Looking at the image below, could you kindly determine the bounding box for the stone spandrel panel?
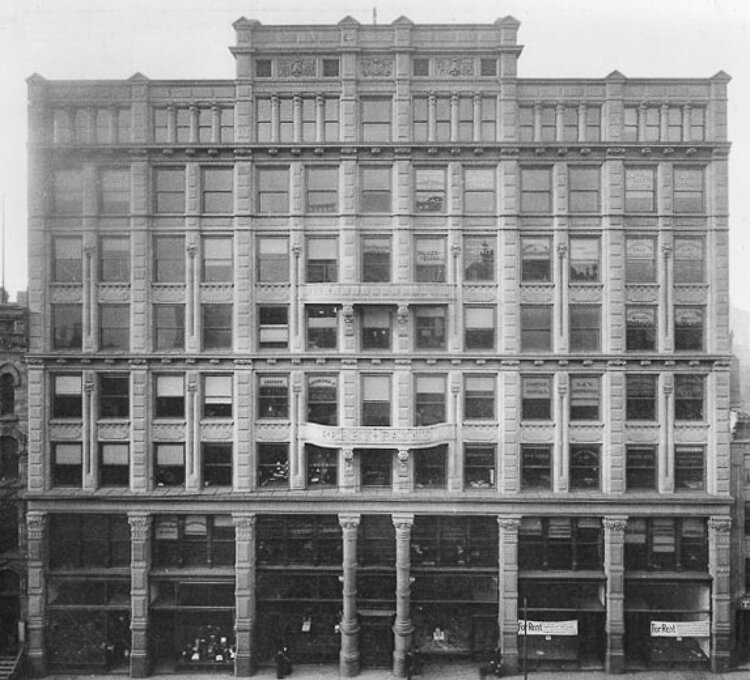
[501,372,520,494]
[712,229,731,354]
[26,366,46,492]
[130,368,149,491]
[712,369,732,496]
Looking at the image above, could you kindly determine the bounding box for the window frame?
[569,375,600,421]
[464,375,496,421]
[626,374,657,421]
[153,304,185,351]
[414,374,446,426]
[99,443,129,487]
[414,445,447,489]
[258,374,289,419]
[360,166,392,213]
[257,166,290,214]
[361,374,391,427]
[521,375,552,421]
[202,443,233,487]
[306,374,338,426]
[625,446,657,491]
[520,305,552,353]
[674,374,704,421]
[203,375,233,419]
[99,374,129,419]
[569,304,601,353]
[626,305,657,352]
[464,444,496,490]
[521,444,552,491]
[154,374,185,420]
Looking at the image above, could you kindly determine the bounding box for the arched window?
[0,436,18,482]
[0,374,14,416]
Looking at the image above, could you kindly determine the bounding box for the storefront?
[256,515,342,664]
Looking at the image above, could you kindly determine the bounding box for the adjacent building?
[25,15,733,676]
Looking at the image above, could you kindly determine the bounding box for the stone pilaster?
[708,516,732,672]
[339,514,361,677]
[392,514,414,677]
[128,513,151,678]
[497,516,520,674]
[26,511,46,677]
[233,513,256,677]
[603,516,627,674]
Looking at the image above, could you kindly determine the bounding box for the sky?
[0,0,748,310]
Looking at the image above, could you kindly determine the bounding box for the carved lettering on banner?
[360,57,393,77]
[278,58,316,78]
[435,57,474,77]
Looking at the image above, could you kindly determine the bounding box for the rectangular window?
[360,166,391,213]
[258,306,289,349]
[155,375,184,419]
[53,168,82,215]
[625,167,656,212]
[220,107,234,143]
[176,108,190,143]
[673,237,705,283]
[202,443,232,487]
[258,443,289,488]
[521,376,551,420]
[412,58,429,76]
[569,304,600,352]
[625,237,656,283]
[666,106,683,142]
[306,237,338,283]
[675,375,704,420]
[202,237,233,282]
[154,235,184,283]
[673,166,704,213]
[306,305,338,350]
[153,108,169,143]
[464,167,495,213]
[675,446,704,491]
[626,374,657,420]
[279,98,293,142]
[518,106,534,142]
[464,375,495,420]
[306,166,338,213]
[100,237,130,282]
[202,304,232,350]
[53,374,82,418]
[435,97,450,142]
[257,237,289,283]
[464,236,495,282]
[570,445,600,490]
[623,106,638,142]
[570,375,600,420]
[361,307,391,350]
[520,167,552,213]
[322,58,339,77]
[569,237,600,282]
[53,443,82,487]
[362,236,391,282]
[540,106,556,142]
[154,305,185,351]
[521,445,552,490]
[480,96,496,141]
[197,107,213,143]
[362,375,391,426]
[300,97,317,143]
[464,444,495,489]
[413,97,428,142]
[53,237,82,283]
[154,443,185,487]
[307,375,337,425]
[414,306,446,350]
[306,445,338,487]
[521,236,552,282]
[53,304,82,350]
[258,375,288,419]
[99,374,129,419]
[415,236,446,282]
[464,306,495,350]
[458,96,473,142]
[99,168,130,214]
[414,445,447,489]
[585,106,601,142]
[562,106,579,142]
[256,98,272,143]
[689,107,705,142]
[203,375,232,418]
[568,166,600,213]
[626,446,657,491]
[644,106,660,141]
[361,449,392,488]
[361,98,391,143]
[324,97,339,142]
[415,375,446,426]
[255,59,271,77]
[674,306,704,351]
[481,58,497,76]
[626,306,657,351]
[520,305,552,352]
[100,443,129,487]
[415,167,446,212]
[100,304,129,350]
[257,167,289,213]
[154,167,185,213]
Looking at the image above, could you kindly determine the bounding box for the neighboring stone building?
[0,296,28,661]
[25,15,732,677]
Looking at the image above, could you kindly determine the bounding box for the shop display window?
[256,515,341,566]
[519,517,603,571]
[624,518,707,571]
[411,516,497,568]
[153,515,235,568]
[358,515,396,567]
[49,514,130,569]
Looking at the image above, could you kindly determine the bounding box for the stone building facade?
[25,15,732,676]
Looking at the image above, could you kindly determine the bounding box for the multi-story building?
[0,296,28,667]
[25,15,733,677]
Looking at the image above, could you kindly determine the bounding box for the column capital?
[232,512,257,532]
[603,516,628,536]
[127,513,151,540]
[708,516,732,534]
[338,513,361,531]
[392,513,414,530]
[497,516,521,532]
[27,511,47,539]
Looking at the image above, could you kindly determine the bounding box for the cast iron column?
[497,516,520,674]
[128,513,151,678]
[392,513,414,677]
[339,513,361,676]
[233,513,256,676]
[603,516,627,674]
[26,511,47,677]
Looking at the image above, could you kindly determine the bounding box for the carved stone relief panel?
[360,56,394,77]
[434,57,474,77]
[278,58,317,78]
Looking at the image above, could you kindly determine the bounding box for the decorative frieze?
[359,56,393,77]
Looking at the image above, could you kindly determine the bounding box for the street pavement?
[42,660,750,680]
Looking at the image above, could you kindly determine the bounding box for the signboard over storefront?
[650,621,710,637]
[518,619,578,636]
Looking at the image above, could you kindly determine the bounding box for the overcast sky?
[0,0,748,311]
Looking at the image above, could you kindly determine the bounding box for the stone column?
[392,514,414,677]
[603,516,627,674]
[26,511,47,677]
[497,517,520,674]
[708,516,732,672]
[233,513,256,677]
[339,514,361,677]
[128,513,151,678]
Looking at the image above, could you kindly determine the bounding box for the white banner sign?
[518,620,578,636]
[650,621,710,638]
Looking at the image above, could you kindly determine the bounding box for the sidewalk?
[44,660,750,680]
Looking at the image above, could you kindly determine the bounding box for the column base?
[500,651,519,675]
[606,651,626,674]
[339,653,360,677]
[130,652,149,678]
[234,653,254,677]
[27,653,46,679]
[712,630,732,673]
